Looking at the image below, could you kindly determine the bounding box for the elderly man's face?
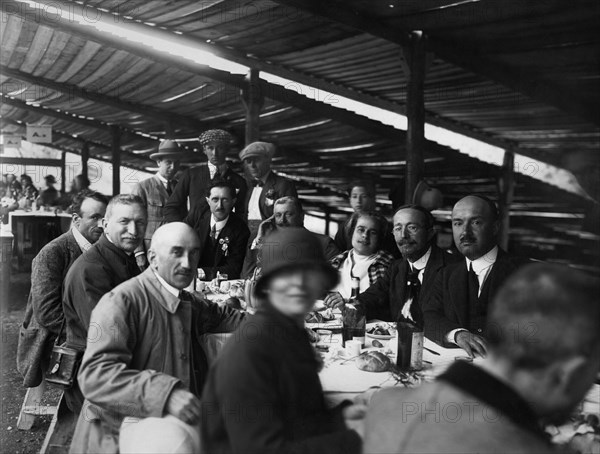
[157,158,180,181]
[452,196,498,260]
[244,155,271,180]
[206,186,235,222]
[349,186,375,213]
[103,203,147,253]
[273,202,303,228]
[151,228,201,289]
[203,142,228,166]
[74,197,107,244]
[393,208,434,262]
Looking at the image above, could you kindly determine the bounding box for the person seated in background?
[423,195,529,357]
[37,174,60,207]
[239,141,297,240]
[62,194,147,413]
[324,212,394,309]
[17,190,108,389]
[19,174,39,206]
[201,228,365,454]
[333,205,457,324]
[132,139,183,268]
[363,263,600,454]
[69,223,246,454]
[57,174,91,210]
[184,181,250,281]
[163,129,247,222]
[241,196,339,279]
[6,173,22,199]
[0,185,19,223]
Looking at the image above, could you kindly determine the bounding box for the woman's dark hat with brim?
[44,175,57,184]
[255,227,339,295]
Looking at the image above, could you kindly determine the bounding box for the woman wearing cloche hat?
[201,227,365,453]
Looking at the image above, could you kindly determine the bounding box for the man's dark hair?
[205,180,237,199]
[70,190,109,216]
[393,204,435,230]
[346,179,376,198]
[347,211,388,251]
[487,263,600,370]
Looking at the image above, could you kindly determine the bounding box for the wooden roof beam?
[0,65,218,132]
[270,0,600,126]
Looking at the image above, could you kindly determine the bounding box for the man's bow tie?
[254,180,264,187]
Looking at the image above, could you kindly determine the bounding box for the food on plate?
[371,339,384,348]
[305,308,335,323]
[367,324,391,336]
[355,351,391,372]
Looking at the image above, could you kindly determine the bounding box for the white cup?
[345,340,362,357]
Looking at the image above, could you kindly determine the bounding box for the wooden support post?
[403,31,427,204]
[81,142,89,180]
[242,69,264,145]
[324,209,331,236]
[111,125,121,196]
[60,152,66,194]
[164,119,175,139]
[498,150,515,250]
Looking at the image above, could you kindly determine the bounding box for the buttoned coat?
[422,248,529,345]
[17,230,82,387]
[69,268,246,454]
[131,174,172,250]
[163,163,247,222]
[184,209,250,280]
[358,245,456,322]
[243,171,298,221]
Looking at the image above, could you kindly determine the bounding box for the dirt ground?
[1,272,61,454]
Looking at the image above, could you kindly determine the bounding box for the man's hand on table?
[343,404,367,439]
[165,388,202,425]
[324,292,345,310]
[455,331,488,358]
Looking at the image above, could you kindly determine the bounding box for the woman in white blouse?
[325,212,394,307]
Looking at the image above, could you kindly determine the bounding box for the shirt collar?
[438,361,549,442]
[71,226,93,252]
[210,215,229,231]
[466,245,499,275]
[151,269,181,312]
[155,172,168,185]
[409,246,432,271]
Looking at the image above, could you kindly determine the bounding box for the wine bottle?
[342,278,366,347]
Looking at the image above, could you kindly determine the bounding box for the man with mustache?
[163,129,247,222]
[17,190,108,388]
[423,195,529,357]
[69,223,245,454]
[328,205,455,323]
[62,194,148,412]
[184,181,250,280]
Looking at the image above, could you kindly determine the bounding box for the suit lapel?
[152,175,169,200]
[213,219,231,266]
[259,172,276,218]
[420,247,442,306]
[447,261,469,326]
[391,259,409,319]
[198,215,212,249]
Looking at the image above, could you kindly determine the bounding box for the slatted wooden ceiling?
[0,0,598,271]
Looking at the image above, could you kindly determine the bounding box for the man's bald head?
[451,195,499,260]
[149,223,201,290]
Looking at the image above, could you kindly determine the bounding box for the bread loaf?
[355,351,391,372]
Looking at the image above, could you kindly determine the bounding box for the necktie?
[210,224,217,245]
[179,290,193,303]
[166,180,172,196]
[399,265,423,327]
[254,179,264,187]
[212,170,221,181]
[468,263,480,305]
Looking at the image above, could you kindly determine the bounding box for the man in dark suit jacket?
[423,195,529,356]
[352,205,457,324]
[163,129,247,222]
[62,194,147,412]
[17,190,108,388]
[239,142,297,238]
[184,181,250,280]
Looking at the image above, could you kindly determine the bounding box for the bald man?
[69,223,246,454]
[423,195,529,356]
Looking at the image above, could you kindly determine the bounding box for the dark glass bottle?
[342,278,366,347]
[396,318,424,371]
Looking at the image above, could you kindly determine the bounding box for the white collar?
[466,245,499,275]
[152,268,181,304]
[409,246,432,271]
[71,226,93,252]
[210,215,229,230]
[155,172,168,185]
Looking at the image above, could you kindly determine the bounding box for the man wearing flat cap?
[163,129,247,222]
[240,141,297,239]
[132,139,183,267]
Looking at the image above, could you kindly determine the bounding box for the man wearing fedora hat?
[163,129,247,222]
[37,174,60,207]
[132,139,183,265]
[239,141,297,240]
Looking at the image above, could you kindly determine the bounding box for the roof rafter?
[270,0,600,126]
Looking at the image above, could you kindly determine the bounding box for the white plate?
[366,322,394,340]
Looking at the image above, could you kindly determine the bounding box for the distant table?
[9,210,71,271]
[0,227,14,307]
